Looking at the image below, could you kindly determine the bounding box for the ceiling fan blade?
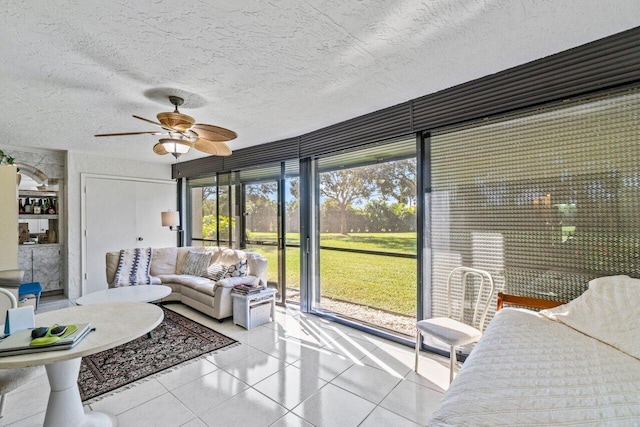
[152,142,169,155]
[133,114,187,136]
[191,124,237,142]
[132,115,164,127]
[194,138,232,156]
[94,131,163,137]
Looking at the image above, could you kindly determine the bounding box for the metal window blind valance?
[174,27,640,180]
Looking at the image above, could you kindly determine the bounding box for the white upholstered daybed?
[428,275,640,426]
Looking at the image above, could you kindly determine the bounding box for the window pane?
[316,154,417,336]
[189,183,219,247]
[187,173,236,247]
[245,182,278,243]
[217,184,231,247]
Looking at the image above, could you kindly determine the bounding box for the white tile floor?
[2,298,451,427]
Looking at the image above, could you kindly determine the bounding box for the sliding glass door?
[310,138,418,337]
[239,162,299,304]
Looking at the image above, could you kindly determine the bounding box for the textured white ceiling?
[0,0,638,164]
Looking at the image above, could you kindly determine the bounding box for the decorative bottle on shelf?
[47,197,56,214]
[18,198,25,214]
[33,199,41,215]
[24,198,32,214]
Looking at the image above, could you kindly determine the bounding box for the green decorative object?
[0,149,15,165]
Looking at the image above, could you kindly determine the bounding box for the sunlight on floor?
[3,297,451,426]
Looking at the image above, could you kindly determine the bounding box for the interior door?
[135,181,178,248]
[84,176,176,295]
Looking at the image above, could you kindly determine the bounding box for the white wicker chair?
[414,267,495,383]
[0,282,42,417]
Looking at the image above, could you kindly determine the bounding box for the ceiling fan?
[95,96,236,159]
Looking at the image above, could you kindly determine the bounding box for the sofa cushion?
[150,247,178,276]
[105,252,119,286]
[157,274,215,292]
[205,263,229,281]
[155,281,181,293]
[219,248,247,266]
[224,260,248,278]
[206,246,222,265]
[178,251,212,276]
[246,255,267,284]
[157,274,216,297]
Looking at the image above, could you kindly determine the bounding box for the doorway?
[82,175,177,295]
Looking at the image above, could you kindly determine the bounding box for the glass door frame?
[238,161,299,306]
[304,136,422,346]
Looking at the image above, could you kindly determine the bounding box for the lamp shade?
[160,138,191,159]
[161,210,180,227]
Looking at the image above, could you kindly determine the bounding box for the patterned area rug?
[78,305,238,401]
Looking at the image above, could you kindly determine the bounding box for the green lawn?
[246,232,417,316]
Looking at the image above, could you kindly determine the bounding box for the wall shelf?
[19,214,59,220]
[19,189,57,197]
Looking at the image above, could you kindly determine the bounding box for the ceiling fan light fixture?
[160,138,191,159]
[95,95,235,159]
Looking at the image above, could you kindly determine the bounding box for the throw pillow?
[205,263,229,281]
[113,248,152,287]
[178,251,212,276]
[224,259,248,278]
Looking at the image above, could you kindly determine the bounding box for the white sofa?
[106,246,268,321]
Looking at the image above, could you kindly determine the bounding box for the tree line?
[202,158,416,236]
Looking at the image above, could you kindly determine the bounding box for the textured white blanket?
[428,308,640,426]
[541,274,640,360]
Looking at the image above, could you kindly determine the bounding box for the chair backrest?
[446,267,496,332]
[0,287,18,331]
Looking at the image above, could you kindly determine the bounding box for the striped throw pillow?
[205,263,229,281]
[178,251,212,276]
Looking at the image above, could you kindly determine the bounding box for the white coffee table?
[76,285,172,306]
[0,302,163,427]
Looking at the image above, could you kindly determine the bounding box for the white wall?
[66,152,172,299]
